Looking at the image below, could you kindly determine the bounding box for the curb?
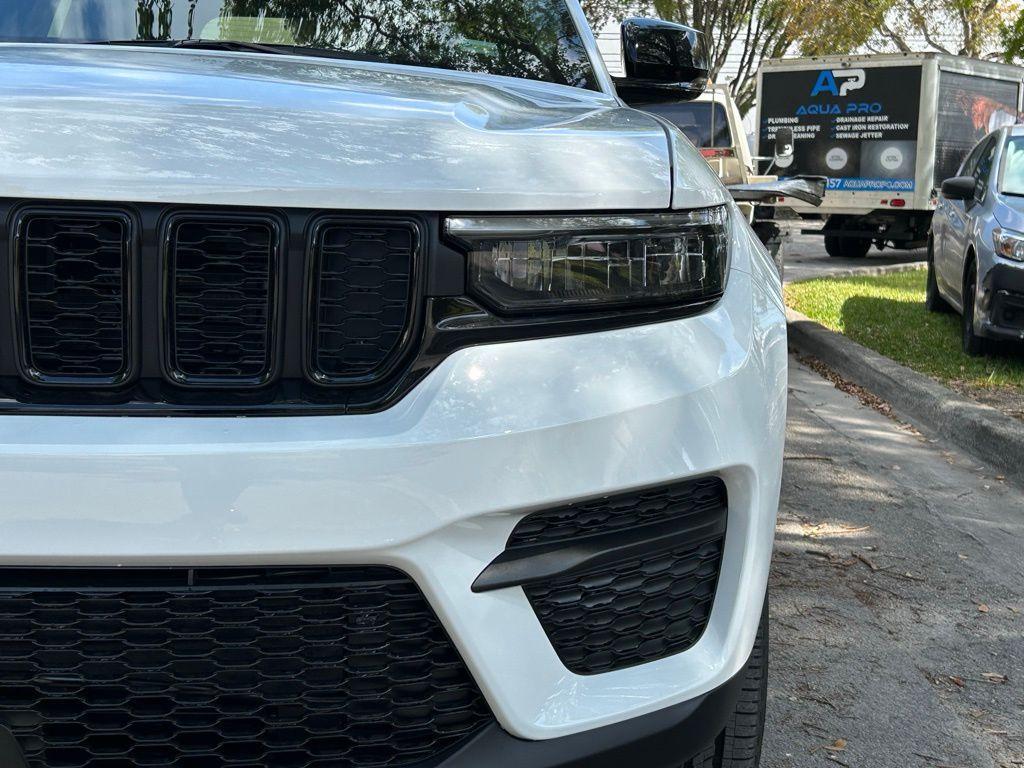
[786,307,1024,484]
[784,261,926,284]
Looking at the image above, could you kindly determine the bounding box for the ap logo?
[811,69,867,97]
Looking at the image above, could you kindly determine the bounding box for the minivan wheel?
[962,263,988,357]
[925,241,952,313]
[686,600,768,768]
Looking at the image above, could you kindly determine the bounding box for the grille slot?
[309,221,417,384]
[0,566,492,768]
[507,478,727,675]
[166,216,279,385]
[15,210,132,384]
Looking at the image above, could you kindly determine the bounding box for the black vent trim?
[0,566,493,768]
[525,537,724,675]
[12,208,135,387]
[506,477,727,550]
[163,213,282,387]
[307,218,420,386]
[474,478,727,675]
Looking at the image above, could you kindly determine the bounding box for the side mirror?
[941,176,976,201]
[614,18,709,105]
[774,127,795,161]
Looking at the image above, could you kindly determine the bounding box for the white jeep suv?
[0,3,785,767]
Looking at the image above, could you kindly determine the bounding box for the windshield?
[1004,136,1024,196]
[0,0,598,90]
[634,101,732,149]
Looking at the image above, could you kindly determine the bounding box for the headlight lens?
[445,207,729,313]
[993,228,1024,262]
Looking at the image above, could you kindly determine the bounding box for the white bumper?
[0,244,786,741]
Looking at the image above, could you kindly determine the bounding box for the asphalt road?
[783,223,927,283]
[763,359,1024,768]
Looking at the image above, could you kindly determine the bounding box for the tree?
[998,5,1024,62]
[876,0,1010,57]
[580,0,649,29]
[650,0,882,112]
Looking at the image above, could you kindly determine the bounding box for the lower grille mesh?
[17,212,130,382]
[0,567,491,768]
[524,538,724,675]
[508,478,727,675]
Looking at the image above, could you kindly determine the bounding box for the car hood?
[0,44,711,211]
[996,195,1024,232]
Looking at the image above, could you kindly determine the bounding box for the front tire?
[686,600,768,768]
[925,240,952,313]
[962,262,989,357]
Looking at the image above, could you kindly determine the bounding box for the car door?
[939,136,996,305]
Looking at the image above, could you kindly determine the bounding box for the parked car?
[0,4,785,768]
[929,125,1024,355]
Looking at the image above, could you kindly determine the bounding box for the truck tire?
[841,232,871,259]
[824,216,871,259]
[685,599,769,768]
[823,216,846,258]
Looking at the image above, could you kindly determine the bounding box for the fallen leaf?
[948,675,966,687]
[978,604,990,613]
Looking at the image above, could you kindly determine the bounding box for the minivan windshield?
[0,0,598,90]
[1003,136,1024,197]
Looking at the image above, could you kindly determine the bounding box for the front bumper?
[980,263,1024,340]
[0,249,786,743]
[439,658,748,767]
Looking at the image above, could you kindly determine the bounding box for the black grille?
[524,538,724,675]
[0,567,492,768]
[507,477,726,550]
[508,478,727,675]
[15,210,132,384]
[309,221,416,383]
[166,216,278,384]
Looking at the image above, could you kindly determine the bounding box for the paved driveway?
[783,223,927,284]
[764,359,1023,767]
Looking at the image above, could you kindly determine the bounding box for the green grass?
[785,269,1024,391]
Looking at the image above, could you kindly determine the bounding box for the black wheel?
[841,232,871,259]
[925,239,952,313]
[962,262,989,357]
[823,215,845,258]
[823,216,871,258]
[686,599,769,768]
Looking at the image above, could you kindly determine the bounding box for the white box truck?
[756,53,1023,257]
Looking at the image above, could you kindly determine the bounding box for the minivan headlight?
[445,207,729,313]
[993,228,1024,262]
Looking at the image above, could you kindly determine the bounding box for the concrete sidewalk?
[764,359,1024,767]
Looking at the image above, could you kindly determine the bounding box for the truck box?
[756,53,1023,256]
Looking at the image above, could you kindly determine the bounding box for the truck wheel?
[686,599,768,768]
[823,217,870,258]
[841,233,871,259]
[962,262,989,357]
[823,216,845,258]
[925,240,952,313]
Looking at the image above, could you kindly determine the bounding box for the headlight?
[445,207,729,313]
[993,228,1024,262]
